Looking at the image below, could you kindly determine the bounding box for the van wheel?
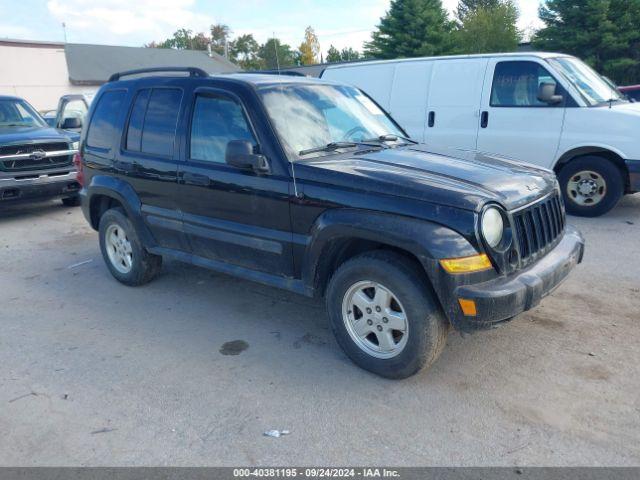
[558,156,624,217]
[326,251,448,379]
[98,208,162,286]
[61,196,81,207]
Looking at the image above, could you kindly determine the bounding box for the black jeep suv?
[78,67,585,378]
[0,95,81,206]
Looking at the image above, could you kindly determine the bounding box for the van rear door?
[476,58,566,168]
[424,58,488,151]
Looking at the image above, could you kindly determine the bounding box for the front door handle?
[480,111,489,128]
[428,111,435,128]
[183,172,210,186]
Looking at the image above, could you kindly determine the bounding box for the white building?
[0,38,238,111]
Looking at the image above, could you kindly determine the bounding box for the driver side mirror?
[225,140,269,173]
[537,82,563,105]
[61,117,82,130]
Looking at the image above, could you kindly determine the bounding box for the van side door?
[424,58,488,151]
[476,59,567,167]
[388,61,432,141]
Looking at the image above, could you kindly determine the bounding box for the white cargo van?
[321,52,640,217]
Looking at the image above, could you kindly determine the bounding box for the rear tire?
[558,156,624,217]
[61,196,81,207]
[98,207,162,286]
[326,250,448,379]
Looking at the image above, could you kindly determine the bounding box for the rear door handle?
[428,111,435,128]
[480,111,489,128]
[183,172,210,186]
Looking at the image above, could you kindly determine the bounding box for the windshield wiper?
[363,134,418,145]
[299,142,359,156]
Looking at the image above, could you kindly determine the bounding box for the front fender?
[302,208,478,289]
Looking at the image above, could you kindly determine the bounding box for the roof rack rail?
[108,67,209,82]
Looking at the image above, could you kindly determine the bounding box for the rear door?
[424,58,488,151]
[476,59,566,167]
[176,87,294,277]
[116,86,186,251]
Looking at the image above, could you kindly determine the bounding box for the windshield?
[549,57,624,106]
[259,83,405,159]
[0,99,46,127]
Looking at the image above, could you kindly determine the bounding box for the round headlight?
[482,207,504,249]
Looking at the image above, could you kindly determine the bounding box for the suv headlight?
[481,207,504,249]
[71,141,80,150]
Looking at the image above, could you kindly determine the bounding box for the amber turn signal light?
[439,254,492,274]
[458,298,478,317]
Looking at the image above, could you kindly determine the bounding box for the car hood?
[608,100,640,116]
[295,144,556,212]
[0,125,79,145]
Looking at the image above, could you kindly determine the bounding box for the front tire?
[558,156,624,217]
[326,251,448,379]
[98,208,162,286]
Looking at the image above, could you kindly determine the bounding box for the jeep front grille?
[512,192,565,265]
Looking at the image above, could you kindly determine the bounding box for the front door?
[476,59,566,168]
[177,89,294,277]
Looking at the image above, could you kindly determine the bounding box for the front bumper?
[0,170,80,203]
[626,159,640,193]
[447,225,585,332]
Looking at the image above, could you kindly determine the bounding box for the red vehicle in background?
[619,85,640,101]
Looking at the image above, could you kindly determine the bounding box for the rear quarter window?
[123,87,182,157]
[140,88,183,157]
[86,90,126,149]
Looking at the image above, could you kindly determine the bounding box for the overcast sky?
[1,0,544,55]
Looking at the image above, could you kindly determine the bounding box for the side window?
[86,90,125,149]
[491,61,559,107]
[125,89,151,151]
[189,95,256,164]
[139,88,182,157]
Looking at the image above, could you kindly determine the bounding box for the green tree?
[210,24,231,56]
[455,1,520,53]
[327,45,341,62]
[340,47,361,61]
[364,0,455,59]
[259,38,296,69]
[533,0,640,84]
[456,0,500,20]
[230,34,261,69]
[299,26,321,64]
[146,28,208,50]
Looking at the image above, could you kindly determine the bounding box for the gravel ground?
[0,195,639,466]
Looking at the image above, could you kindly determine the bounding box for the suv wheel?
[326,251,448,379]
[99,208,162,286]
[61,196,81,207]
[558,156,624,217]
